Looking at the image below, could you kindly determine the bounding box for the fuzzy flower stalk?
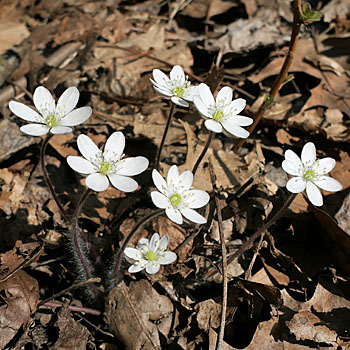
[151,165,210,225]
[282,142,342,206]
[125,233,177,274]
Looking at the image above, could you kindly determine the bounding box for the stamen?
[170,193,182,207]
[213,110,224,122]
[145,250,157,261]
[303,169,315,181]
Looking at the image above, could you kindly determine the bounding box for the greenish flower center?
[213,110,224,122]
[100,160,113,175]
[145,251,157,261]
[173,86,185,97]
[45,114,58,127]
[303,169,315,181]
[170,193,182,207]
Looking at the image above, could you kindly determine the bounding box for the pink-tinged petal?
[233,115,253,126]
[146,263,160,274]
[314,158,336,174]
[104,131,125,161]
[282,160,301,176]
[313,176,342,192]
[152,169,168,195]
[187,190,210,208]
[33,86,55,116]
[153,86,173,97]
[108,174,138,192]
[221,118,249,138]
[301,142,316,165]
[9,101,41,122]
[170,65,185,85]
[284,149,302,168]
[86,173,109,192]
[67,156,96,174]
[151,191,169,209]
[167,165,180,187]
[56,87,79,115]
[153,69,170,87]
[165,207,183,224]
[20,124,49,136]
[128,264,145,273]
[59,107,92,126]
[117,157,149,176]
[229,98,246,114]
[77,134,100,161]
[171,96,189,107]
[286,177,306,193]
[306,181,323,206]
[194,96,211,118]
[149,233,160,251]
[205,119,223,133]
[50,126,72,134]
[179,170,193,190]
[198,83,215,106]
[216,86,232,105]
[158,234,170,250]
[124,247,141,260]
[180,207,207,224]
[157,251,177,265]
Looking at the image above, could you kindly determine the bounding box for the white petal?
[306,181,323,206]
[167,165,180,187]
[124,247,141,260]
[286,177,306,193]
[216,86,232,105]
[153,86,173,97]
[157,251,177,265]
[9,101,41,122]
[20,124,49,136]
[166,207,183,224]
[139,238,149,246]
[59,107,92,126]
[145,263,160,274]
[194,96,211,118]
[314,158,336,174]
[282,160,301,176]
[183,85,198,101]
[229,98,246,114]
[171,96,189,107]
[198,83,215,106]
[170,65,185,85]
[180,208,207,224]
[205,119,223,133]
[108,174,138,192]
[151,191,169,209]
[56,87,79,115]
[50,126,72,134]
[117,157,149,176]
[232,115,253,126]
[104,131,125,161]
[86,173,109,192]
[221,118,249,138]
[187,190,210,208]
[158,234,170,250]
[67,156,96,174]
[152,169,168,195]
[285,149,302,167]
[301,142,316,165]
[33,86,55,116]
[179,170,193,190]
[128,264,145,273]
[77,134,100,160]
[313,176,342,192]
[150,233,160,251]
[152,69,170,87]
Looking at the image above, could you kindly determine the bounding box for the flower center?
[100,160,113,175]
[303,169,315,181]
[213,110,224,122]
[173,86,185,97]
[145,250,157,261]
[170,193,182,207]
[45,114,58,127]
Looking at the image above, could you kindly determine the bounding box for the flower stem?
[113,209,164,286]
[192,131,213,176]
[40,134,69,222]
[73,188,92,220]
[155,103,175,171]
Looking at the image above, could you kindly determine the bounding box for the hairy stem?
[192,131,213,176]
[73,188,92,220]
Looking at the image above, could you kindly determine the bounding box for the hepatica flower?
[9,86,91,136]
[194,83,253,138]
[67,132,149,192]
[151,165,210,225]
[282,142,342,206]
[150,65,197,107]
[125,233,177,274]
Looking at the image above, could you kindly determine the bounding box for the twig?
[40,302,101,316]
[233,0,302,152]
[192,131,213,176]
[245,232,265,280]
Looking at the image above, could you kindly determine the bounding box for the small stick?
[40,302,101,316]
[192,131,213,176]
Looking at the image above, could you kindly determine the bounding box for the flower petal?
[205,119,223,133]
[313,176,342,192]
[180,207,207,224]
[158,234,170,250]
[221,118,249,138]
[179,170,193,190]
[33,86,55,116]
[85,173,109,192]
[67,156,96,174]
[149,233,160,251]
[9,101,41,122]
[152,169,168,195]
[198,83,215,106]
[314,158,336,174]
[146,263,160,274]
[153,86,172,97]
[229,98,246,114]
[117,157,149,176]
[20,124,49,136]
[284,149,302,168]
[187,190,210,208]
[216,86,232,105]
[170,65,185,85]
[301,142,316,165]
[232,115,253,126]
[194,96,211,118]
[128,264,145,273]
[158,251,177,265]
[183,85,198,101]
[282,160,302,176]
[286,177,306,193]
[108,174,138,192]
[104,131,125,161]
[152,69,170,87]
[59,107,92,126]
[171,96,189,107]
[77,134,100,161]
[50,126,72,134]
[167,165,180,188]
[165,207,183,224]
[306,181,323,206]
[124,247,141,260]
[56,86,79,115]
[151,191,169,209]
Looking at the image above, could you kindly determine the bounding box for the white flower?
[151,165,210,225]
[194,83,253,138]
[282,142,342,206]
[9,86,92,136]
[124,233,177,274]
[150,65,198,107]
[67,132,149,192]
